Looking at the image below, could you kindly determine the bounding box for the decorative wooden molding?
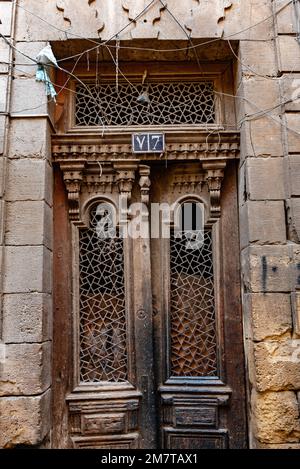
[52,131,240,163]
[203,161,227,219]
[60,162,85,221]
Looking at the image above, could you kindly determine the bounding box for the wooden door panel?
[53,160,247,449]
[150,161,247,449]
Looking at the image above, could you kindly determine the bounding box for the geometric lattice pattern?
[170,230,218,377]
[75,82,215,126]
[79,206,127,382]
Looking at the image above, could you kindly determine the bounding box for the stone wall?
[0,0,52,448]
[237,0,300,448]
[0,0,300,448]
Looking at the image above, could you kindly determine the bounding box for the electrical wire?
[2,0,300,140]
[8,0,293,62]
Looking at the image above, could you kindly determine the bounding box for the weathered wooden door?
[150,161,247,449]
[53,157,247,449]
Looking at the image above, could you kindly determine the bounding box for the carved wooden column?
[134,165,157,448]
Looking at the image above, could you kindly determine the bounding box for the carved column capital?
[139,165,151,206]
[59,162,86,222]
[203,161,227,220]
[113,163,137,199]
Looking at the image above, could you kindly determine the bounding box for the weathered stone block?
[2,293,52,343]
[254,340,300,391]
[5,200,52,249]
[236,77,280,125]
[6,159,53,205]
[0,115,6,155]
[240,118,283,159]
[3,245,52,294]
[0,1,13,37]
[291,292,300,336]
[240,200,286,249]
[276,2,297,34]
[0,342,51,396]
[277,36,300,72]
[245,293,292,341]
[13,41,48,77]
[0,75,8,113]
[252,390,300,443]
[287,155,300,196]
[0,390,51,448]
[258,443,300,449]
[10,78,49,117]
[0,40,9,73]
[8,118,51,159]
[290,198,300,240]
[242,246,292,292]
[286,114,300,153]
[281,74,300,112]
[0,198,4,245]
[238,41,277,78]
[245,157,286,200]
[224,0,273,41]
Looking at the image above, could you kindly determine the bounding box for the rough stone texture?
[242,246,292,293]
[0,342,51,396]
[0,198,4,245]
[252,390,300,443]
[277,36,300,72]
[5,200,52,248]
[245,293,292,341]
[0,115,6,155]
[10,78,49,117]
[240,118,283,159]
[8,118,51,159]
[238,41,277,78]
[0,1,13,37]
[291,292,300,336]
[240,200,286,249]
[0,40,9,74]
[258,443,300,449]
[0,390,51,448]
[2,293,52,343]
[285,114,300,154]
[236,77,280,125]
[281,74,300,112]
[13,41,48,77]
[290,198,300,240]
[3,245,52,294]
[0,75,8,113]
[254,340,300,392]
[245,157,286,201]
[5,159,53,205]
[288,155,300,196]
[223,0,273,41]
[276,2,297,35]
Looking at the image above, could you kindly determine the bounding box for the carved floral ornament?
[53,132,238,223]
[55,0,234,39]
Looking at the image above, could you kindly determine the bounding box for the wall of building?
[0,0,300,448]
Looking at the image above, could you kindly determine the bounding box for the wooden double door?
[52,160,247,449]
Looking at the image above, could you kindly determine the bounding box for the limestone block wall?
[237,0,300,449]
[0,0,300,448]
[0,0,52,448]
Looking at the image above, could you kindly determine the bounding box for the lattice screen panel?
[75,82,215,126]
[170,230,218,377]
[79,206,127,383]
